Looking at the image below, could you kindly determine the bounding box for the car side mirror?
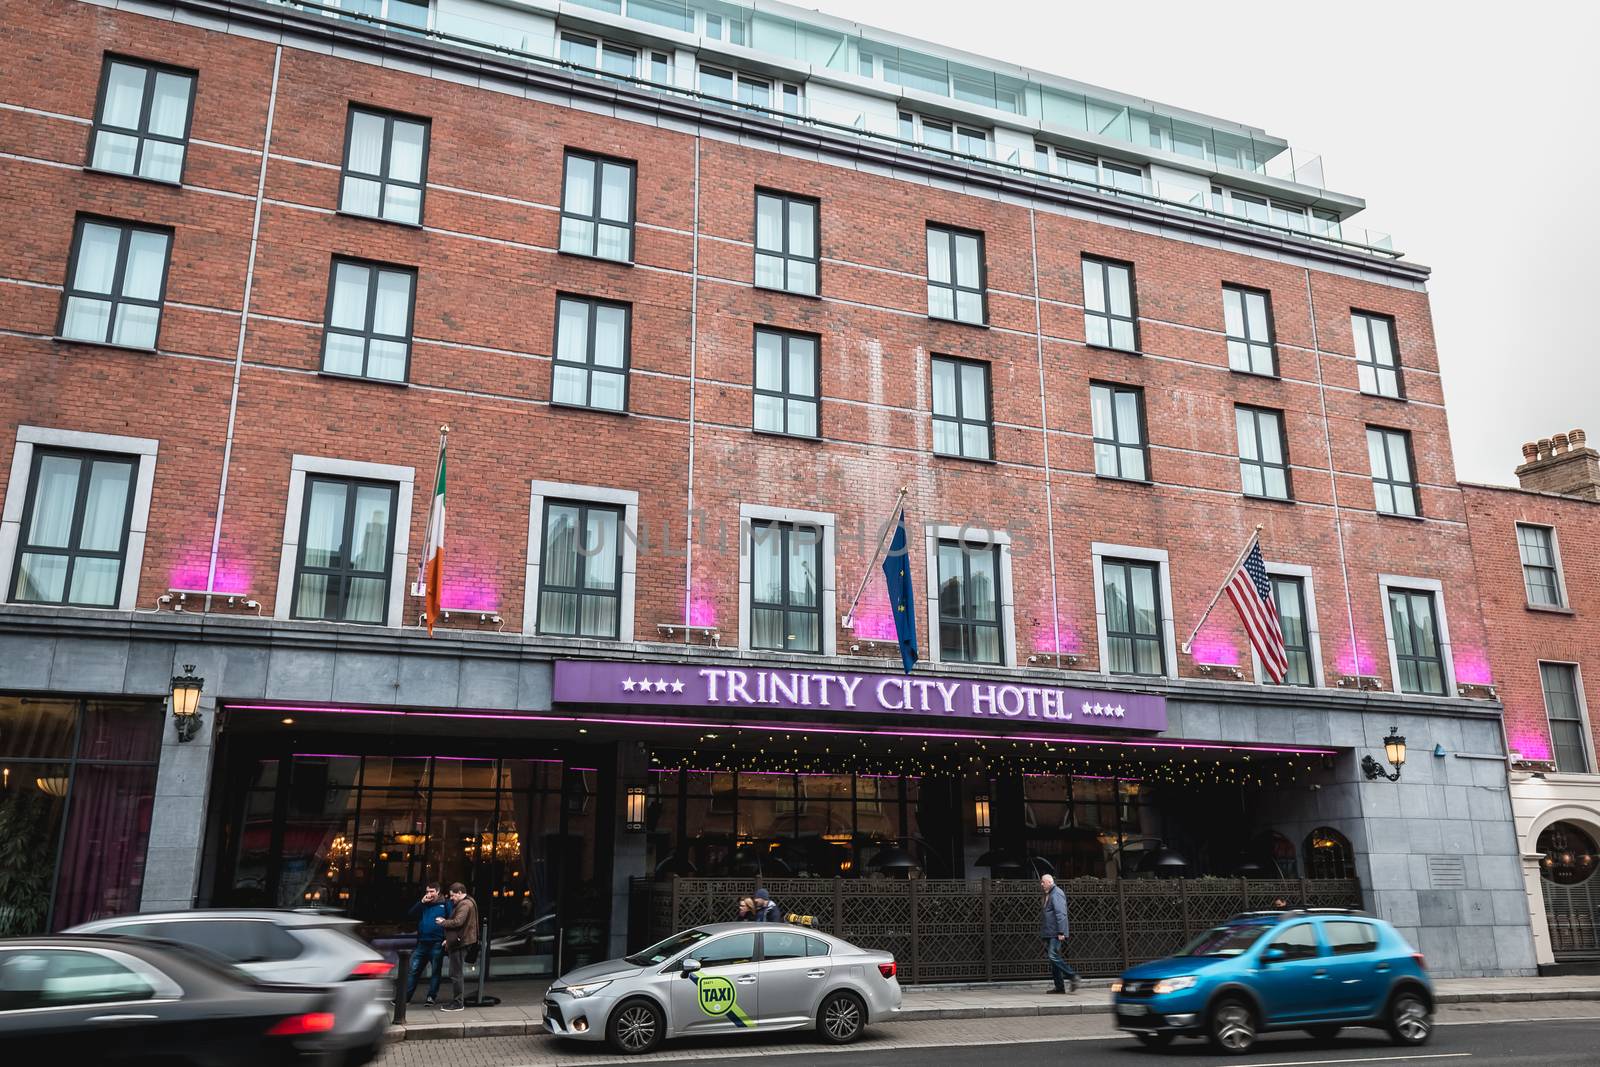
[1261,947,1287,964]
[681,958,702,975]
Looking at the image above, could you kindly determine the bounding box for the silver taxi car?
[543,922,902,1054]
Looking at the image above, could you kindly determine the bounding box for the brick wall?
[1462,484,1600,765]
[0,0,1491,693]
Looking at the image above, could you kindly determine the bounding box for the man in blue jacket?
[751,887,782,922]
[405,881,453,1004]
[1040,874,1080,994]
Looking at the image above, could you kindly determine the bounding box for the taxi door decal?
[691,971,754,1028]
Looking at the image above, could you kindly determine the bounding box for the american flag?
[1224,538,1289,684]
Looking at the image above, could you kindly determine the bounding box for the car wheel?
[1305,1025,1342,1042]
[817,991,866,1045]
[1208,998,1257,1054]
[1386,991,1432,1046]
[607,998,665,1055]
[1134,1032,1174,1048]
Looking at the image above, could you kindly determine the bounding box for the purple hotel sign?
[552,660,1167,732]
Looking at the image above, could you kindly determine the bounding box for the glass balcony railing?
[265,0,1399,258]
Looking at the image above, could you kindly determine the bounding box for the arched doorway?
[1304,827,1355,880]
[1537,820,1600,960]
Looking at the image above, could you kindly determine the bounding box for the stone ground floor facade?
[0,605,1538,978]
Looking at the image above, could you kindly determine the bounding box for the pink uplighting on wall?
[1188,629,1239,667]
[169,554,251,595]
[1335,641,1379,677]
[1507,731,1552,762]
[1030,609,1081,655]
[687,582,717,628]
[1451,648,1493,686]
[847,586,897,641]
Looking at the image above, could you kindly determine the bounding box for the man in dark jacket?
[1040,874,1080,994]
[435,882,479,1011]
[751,887,782,922]
[405,882,453,1004]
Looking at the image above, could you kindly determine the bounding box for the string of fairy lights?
[648,730,1322,788]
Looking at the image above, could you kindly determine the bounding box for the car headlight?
[1109,980,1123,994]
[1152,976,1197,995]
[563,980,613,999]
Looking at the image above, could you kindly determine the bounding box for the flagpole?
[1180,524,1262,655]
[841,485,910,628]
[416,424,449,598]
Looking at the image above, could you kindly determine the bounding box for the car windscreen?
[1177,925,1268,957]
[624,928,713,966]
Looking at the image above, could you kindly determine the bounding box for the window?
[537,501,624,639]
[649,51,672,84]
[805,936,830,956]
[753,328,818,438]
[755,191,819,296]
[1236,406,1291,500]
[1270,576,1314,687]
[1223,286,1275,375]
[1386,587,1446,695]
[899,111,988,155]
[1032,145,1144,193]
[9,450,137,608]
[1517,524,1563,607]
[1267,923,1321,961]
[1352,311,1402,398]
[748,521,823,653]
[1101,160,1144,194]
[291,475,398,625]
[58,217,171,348]
[1324,922,1379,956]
[1090,383,1147,481]
[1102,559,1164,675]
[1082,257,1137,351]
[1367,427,1418,517]
[329,0,428,28]
[936,540,1003,665]
[116,920,303,964]
[339,107,429,225]
[88,57,195,183]
[699,66,803,113]
[693,933,756,967]
[926,226,985,325]
[560,32,639,77]
[559,151,634,262]
[553,296,630,412]
[321,259,415,383]
[930,356,991,461]
[762,931,809,960]
[1304,826,1355,879]
[0,949,155,1010]
[1542,663,1590,773]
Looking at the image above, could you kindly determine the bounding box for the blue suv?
[1112,909,1432,1053]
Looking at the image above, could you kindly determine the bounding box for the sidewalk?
[385,974,1600,1042]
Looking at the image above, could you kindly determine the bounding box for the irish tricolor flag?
[420,432,447,635]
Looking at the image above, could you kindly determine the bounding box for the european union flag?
[881,510,919,674]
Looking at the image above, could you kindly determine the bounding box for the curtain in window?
[347,111,385,177]
[541,505,580,634]
[295,481,346,617]
[102,64,145,130]
[67,461,132,606]
[51,762,155,929]
[580,507,619,638]
[751,526,783,648]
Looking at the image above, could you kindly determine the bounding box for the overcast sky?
[806,0,1600,486]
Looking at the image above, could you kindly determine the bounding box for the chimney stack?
[1516,427,1600,500]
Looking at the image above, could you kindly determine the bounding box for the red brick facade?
[0,0,1492,692]
[1463,483,1600,768]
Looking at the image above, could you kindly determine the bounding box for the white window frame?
[525,481,639,642]
[698,64,803,113]
[275,455,414,628]
[1251,562,1325,688]
[738,503,836,657]
[1515,521,1569,610]
[1376,574,1456,697]
[900,111,990,157]
[1032,144,1147,194]
[1091,542,1177,679]
[1538,660,1596,775]
[0,426,158,612]
[925,524,1016,668]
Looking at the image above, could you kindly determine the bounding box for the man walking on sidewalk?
[1040,873,1080,994]
[435,882,479,1012]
